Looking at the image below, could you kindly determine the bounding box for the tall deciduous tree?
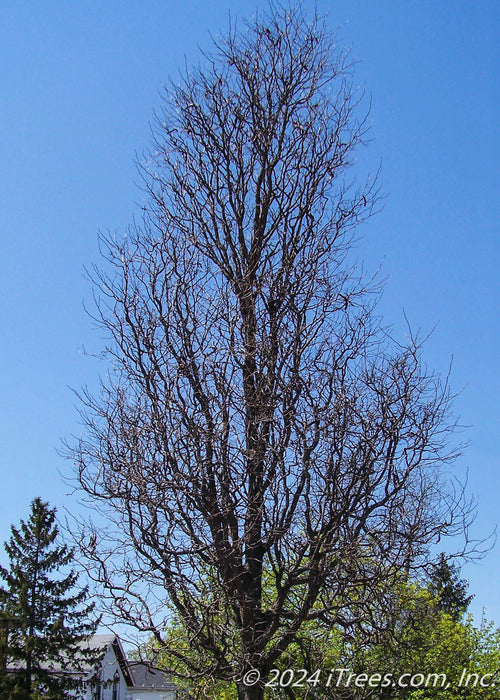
[0,498,100,699]
[69,4,474,699]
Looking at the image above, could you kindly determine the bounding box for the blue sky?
[0,1,498,624]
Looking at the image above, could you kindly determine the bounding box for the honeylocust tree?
[0,499,100,699]
[69,4,473,699]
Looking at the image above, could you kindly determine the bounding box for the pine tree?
[0,498,100,699]
[427,552,474,622]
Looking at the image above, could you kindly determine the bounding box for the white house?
[80,634,176,700]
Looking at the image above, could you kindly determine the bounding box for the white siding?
[99,644,128,700]
[125,692,175,700]
[79,644,128,700]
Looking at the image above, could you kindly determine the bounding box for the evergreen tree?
[0,498,100,699]
[0,605,9,686]
[428,553,473,622]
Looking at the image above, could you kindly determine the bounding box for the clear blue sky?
[1,1,498,624]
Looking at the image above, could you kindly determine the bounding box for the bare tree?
[68,5,473,699]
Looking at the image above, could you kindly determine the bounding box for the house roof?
[6,632,176,693]
[6,633,111,675]
[86,633,116,649]
[127,661,176,691]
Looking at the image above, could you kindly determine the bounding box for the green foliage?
[0,498,100,699]
[147,607,238,700]
[349,578,500,700]
[154,571,500,700]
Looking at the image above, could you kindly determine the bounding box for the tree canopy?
[68,4,474,699]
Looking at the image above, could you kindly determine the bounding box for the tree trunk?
[237,682,265,700]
